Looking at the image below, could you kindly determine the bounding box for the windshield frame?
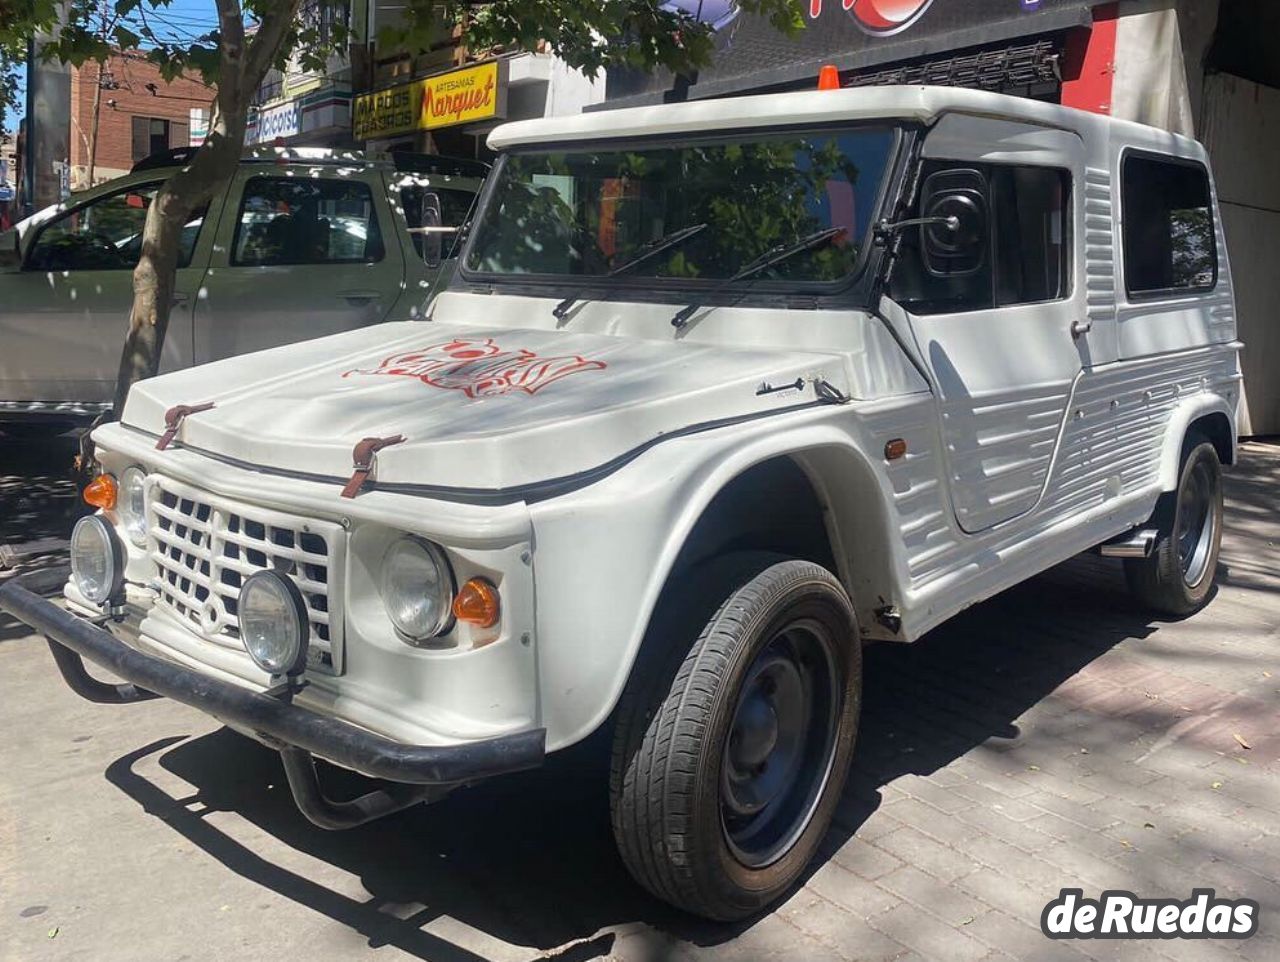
[455,122,908,302]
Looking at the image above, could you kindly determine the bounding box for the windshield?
[465,127,896,285]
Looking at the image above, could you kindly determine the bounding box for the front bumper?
[0,573,546,825]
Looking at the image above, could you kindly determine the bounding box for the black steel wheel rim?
[720,619,840,868]
[1178,458,1217,589]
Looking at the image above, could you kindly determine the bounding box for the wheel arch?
[1158,397,1237,492]
[531,423,909,753]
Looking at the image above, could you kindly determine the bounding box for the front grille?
[145,475,346,674]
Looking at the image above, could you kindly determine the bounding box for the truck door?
[888,117,1106,533]
[193,167,406,364]
[0,178,206,411]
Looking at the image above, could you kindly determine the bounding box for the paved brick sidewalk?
[2,440,1277,962]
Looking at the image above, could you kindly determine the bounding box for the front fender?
[526,400,914,753]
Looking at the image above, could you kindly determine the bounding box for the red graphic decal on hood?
[343,338,607,398]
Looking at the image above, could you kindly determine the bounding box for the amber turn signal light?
[83,473,118,510]
[884,438,908,461]
[452,578,500,629]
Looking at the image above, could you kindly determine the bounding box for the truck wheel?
[610,557,861,921]
[1125,438,1224,616]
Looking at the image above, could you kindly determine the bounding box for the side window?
[1122,155,1217,296]
[890,162,1071,315]
[399,184,476,260]
[26,184,206,272]
[233,177,384,267]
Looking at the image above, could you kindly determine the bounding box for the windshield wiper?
[552,222,709,319]
[670,227,847,329]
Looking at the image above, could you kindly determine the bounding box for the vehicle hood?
[121,321,849,495]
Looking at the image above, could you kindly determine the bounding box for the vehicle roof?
[487,84,1208,160]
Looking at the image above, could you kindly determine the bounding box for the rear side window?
[1122,156,1217,296]
[233,177,384,266]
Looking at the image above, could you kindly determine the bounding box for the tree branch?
[244,0,304,88]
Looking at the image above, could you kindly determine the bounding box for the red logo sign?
[808,0,936,35]
[343,338,607,398]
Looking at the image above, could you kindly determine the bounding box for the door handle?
[339,290,381,302]
[170,292,189,306]
[1071,320,1093,339]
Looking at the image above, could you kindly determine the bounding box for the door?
[193,169,406,364]
[889,118,1104,533]
[0,178,207,408]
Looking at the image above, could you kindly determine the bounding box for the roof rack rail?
[131,146,202,173]
[389,152,490,179]
[129,145,491,178]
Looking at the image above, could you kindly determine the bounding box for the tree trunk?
[111,126,240,416]
[109,0,302,421]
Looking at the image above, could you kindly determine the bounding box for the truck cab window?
[891,162,1071,315]
[233,178,384,266]
[1122,155,1217,296]
[25,184,206,272]
[399,185,476,260]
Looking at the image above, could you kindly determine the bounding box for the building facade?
[602,0,1278,435]
[68,51,212,191]
[346,1,604,160]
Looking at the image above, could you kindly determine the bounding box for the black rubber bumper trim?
[0,578,546,786]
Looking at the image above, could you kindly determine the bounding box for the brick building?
[69,50,214,191]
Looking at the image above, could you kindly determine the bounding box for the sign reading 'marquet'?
[354,60,508,141]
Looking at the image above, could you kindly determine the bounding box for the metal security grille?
[145,475,346,674]
[847,40,1061,94]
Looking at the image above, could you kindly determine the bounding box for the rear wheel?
[610,556,862,921]
[1125,438,1224,616]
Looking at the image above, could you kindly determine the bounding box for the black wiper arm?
[552,222,709,319]
[670,227,847,329]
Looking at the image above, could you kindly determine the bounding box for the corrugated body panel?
[888,346,1239,589]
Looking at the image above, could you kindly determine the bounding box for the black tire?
[1125,438,1224,616]
[609,555,862,921]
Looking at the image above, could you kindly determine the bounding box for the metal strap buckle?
[340,434,406,499]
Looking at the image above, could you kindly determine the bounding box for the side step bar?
[1099,528,1159,559]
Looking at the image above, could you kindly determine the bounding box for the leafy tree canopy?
[0,0,804,93]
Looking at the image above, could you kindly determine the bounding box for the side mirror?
[420,192,444,269]
[920,169,988,277]
[0,228,21,269]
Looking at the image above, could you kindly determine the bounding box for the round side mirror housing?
[920,169,988,277]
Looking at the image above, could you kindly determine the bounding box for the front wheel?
[1125,438,1224,616]
[609,557,862,921]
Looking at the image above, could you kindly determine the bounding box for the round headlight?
[118,466,148,548]
[70,515,124,606]
[239,571,309,676]
[380,537,454,641]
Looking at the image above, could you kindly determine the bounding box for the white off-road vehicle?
[2,85,1240,921]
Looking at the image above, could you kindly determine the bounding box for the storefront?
[353,60,511,158]
[605,0,1097,106]
[601,0,1280,435]
[246,84,354,148]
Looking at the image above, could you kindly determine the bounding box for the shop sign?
[354,61,507,141]
[250,100,302,145]
[609,0,1092,100]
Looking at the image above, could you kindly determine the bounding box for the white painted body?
[79,87,1240,768]
[0,150,482,419]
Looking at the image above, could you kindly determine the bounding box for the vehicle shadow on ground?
[0,430,84,640]
[102,547,1188,961]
